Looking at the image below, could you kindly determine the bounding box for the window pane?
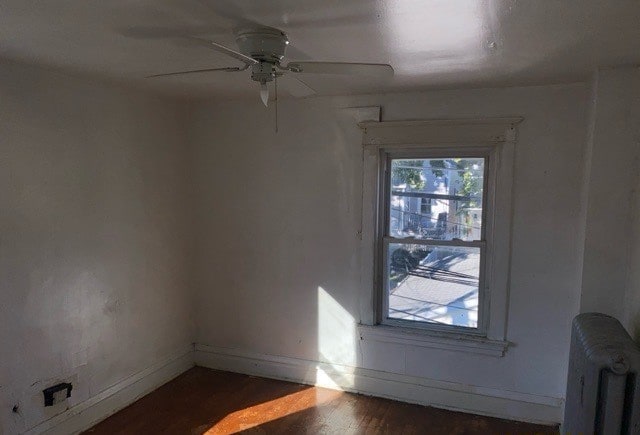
[387,244,479,328]
[389,158,484,241]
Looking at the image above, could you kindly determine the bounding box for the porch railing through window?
[390,191,482,241]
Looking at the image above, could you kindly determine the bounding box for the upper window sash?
[382,153,490,244]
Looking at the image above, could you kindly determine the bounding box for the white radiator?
[563,313,640,434]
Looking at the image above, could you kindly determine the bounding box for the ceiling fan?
[143,26,394,106]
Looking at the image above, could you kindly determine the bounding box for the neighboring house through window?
[384,155,486,330]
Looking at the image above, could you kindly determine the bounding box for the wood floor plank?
[83,367,558,434]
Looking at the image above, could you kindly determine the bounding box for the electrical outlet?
[43,383,72,406]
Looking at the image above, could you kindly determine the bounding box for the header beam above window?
[358,117,523,146]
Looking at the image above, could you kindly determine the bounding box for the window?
[420,198,431,215]
[383,155,488,331]
[357,118,520,354]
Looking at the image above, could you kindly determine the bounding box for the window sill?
[357,324,509,357]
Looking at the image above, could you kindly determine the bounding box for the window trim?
[358,118,521,355]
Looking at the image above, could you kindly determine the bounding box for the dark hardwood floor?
[84,367,558,434]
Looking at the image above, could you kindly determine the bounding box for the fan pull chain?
[275,75,279,134]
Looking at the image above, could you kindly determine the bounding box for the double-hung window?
[381,151,489,332]
[358,118,520,355]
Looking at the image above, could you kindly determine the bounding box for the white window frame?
[357,118,521,357]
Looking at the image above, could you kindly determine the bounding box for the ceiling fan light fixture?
[259,82,269,106]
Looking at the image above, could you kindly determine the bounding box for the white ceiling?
[1,0,640,99]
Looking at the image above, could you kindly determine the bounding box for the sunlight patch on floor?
[203,388,342,434]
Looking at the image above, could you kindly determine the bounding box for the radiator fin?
[563,313,640,434]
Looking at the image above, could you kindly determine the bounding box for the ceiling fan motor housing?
[236,28,289,84]
[235,27,289,63]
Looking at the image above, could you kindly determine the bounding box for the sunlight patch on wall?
[315,367,342,390]
[317,286,356,368]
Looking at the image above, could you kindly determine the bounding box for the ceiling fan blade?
[287,62,394,78]
[183,37,258,65]
[120,27,257,66]
[120,25,222,39]
[278,75,316,98]
[283,43,311,61]
[146,66,244,79]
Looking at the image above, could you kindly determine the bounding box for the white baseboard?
[195,344,562,426]
[22,342,561,433]
[26,345,195,435]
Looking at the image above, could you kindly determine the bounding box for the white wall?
[627,166,640,339]
[2,49,636,430]
[0,60,194,433]
[580,67,640,339]
[580,68,640,325]
[579,67,640,339]
[191,83,588,422]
